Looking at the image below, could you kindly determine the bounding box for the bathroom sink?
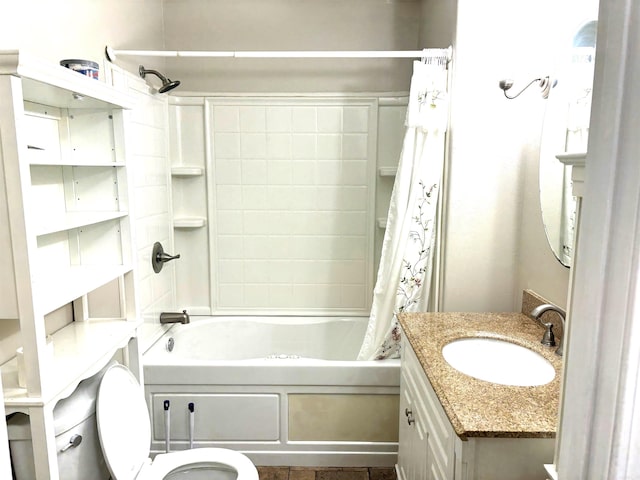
[441,338,555,386]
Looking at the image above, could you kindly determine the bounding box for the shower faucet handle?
[152,242,180,273]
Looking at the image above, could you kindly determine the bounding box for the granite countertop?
[398,312,562,440]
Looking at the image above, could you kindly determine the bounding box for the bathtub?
[143,316,400,467]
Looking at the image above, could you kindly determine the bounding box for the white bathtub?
[143,316,400,467]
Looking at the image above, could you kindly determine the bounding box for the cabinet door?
[400,336,457,480]
[398,369,429,480]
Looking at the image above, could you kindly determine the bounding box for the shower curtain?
[358,57,449,360]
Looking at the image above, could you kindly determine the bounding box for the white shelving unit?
[0,50,141,480]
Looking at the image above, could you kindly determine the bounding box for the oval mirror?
[539,19,597,267]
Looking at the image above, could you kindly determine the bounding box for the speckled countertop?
[398,312,562,440]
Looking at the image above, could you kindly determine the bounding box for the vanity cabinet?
[0,51,141,479]
[398,336,456,480]
[397,334,555,480]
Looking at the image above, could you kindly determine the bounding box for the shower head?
[139,65,181,93]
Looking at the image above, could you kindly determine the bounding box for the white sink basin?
[442,337,555,386]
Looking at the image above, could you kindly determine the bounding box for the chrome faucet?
[531,304,566,356]
[160,310,190,324]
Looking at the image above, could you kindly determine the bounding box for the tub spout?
[160,310,190,324]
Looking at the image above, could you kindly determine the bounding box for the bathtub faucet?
[160,310,190,324]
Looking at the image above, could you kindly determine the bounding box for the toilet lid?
[96,364,151,480]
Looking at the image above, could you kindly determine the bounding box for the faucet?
[160,310,190,324]
[531,304,566,356]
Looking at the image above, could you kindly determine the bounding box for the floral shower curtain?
[358,57,449,360]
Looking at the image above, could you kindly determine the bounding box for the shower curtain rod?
[105,46,452,61]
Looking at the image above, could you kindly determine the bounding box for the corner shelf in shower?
[377,217,388,229]
[173,217,207,229]
[171,166,205,176]
[378,166,398,177]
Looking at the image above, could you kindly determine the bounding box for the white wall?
[161,0,422,93]
[0,0,165,80]
[434,0,576,311]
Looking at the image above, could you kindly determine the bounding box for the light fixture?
[498,76,556,99]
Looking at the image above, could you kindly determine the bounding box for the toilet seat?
[137,448,258,479]
[96,364,258,480]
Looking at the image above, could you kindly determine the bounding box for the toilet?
[96,363,259,480]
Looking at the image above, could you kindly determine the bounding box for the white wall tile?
[218,284,243,307]
[241,159,268,185]
[266,107,292,132]
[341,160,368,185]
[240,106,266,132]
[317,134,342,159]
[214,133,241,158]
[292,107,317,132]
[292,161,316,185]
[317,107,343,132]
[216,185,243,210]
[267,133,292,158]
[342,134,368,159]
[266,237,291,259]
[266,186,293,210]
[243,236,270,259]
[217,211,243,234]
[268,260,294,282]
[267,212,295,234]
[316,161,342,185]
[217,235,244,259]
[291,186,318,210]
[242,185,268,209]
[267,160,292,184]
[335,211,367,234]
[292,134,317,159]
[268,284,294,306]
[218,260,244,283]
[215,159,242,185]
[340,285,366,308]
[243,211,271,234]
[343,107,369,133]
[213,106,240,132]
[244,284,269,307]
[339,260,366,283]
[209,98,376,313]
[241,133,267,158]
[244,260,271,283]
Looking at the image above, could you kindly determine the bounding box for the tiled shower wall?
[210,98,377,314]
[170,95,406,316]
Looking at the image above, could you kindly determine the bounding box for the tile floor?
[256,466,397,480]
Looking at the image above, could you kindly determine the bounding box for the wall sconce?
[499,76,556,99]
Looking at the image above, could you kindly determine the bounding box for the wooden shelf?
[171,166,204,177]
[34,211,127,237]
[36,265,132,315]
[1,319,141,409]
[174,217,207,229]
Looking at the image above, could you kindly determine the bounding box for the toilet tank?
[7,368,111,480]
